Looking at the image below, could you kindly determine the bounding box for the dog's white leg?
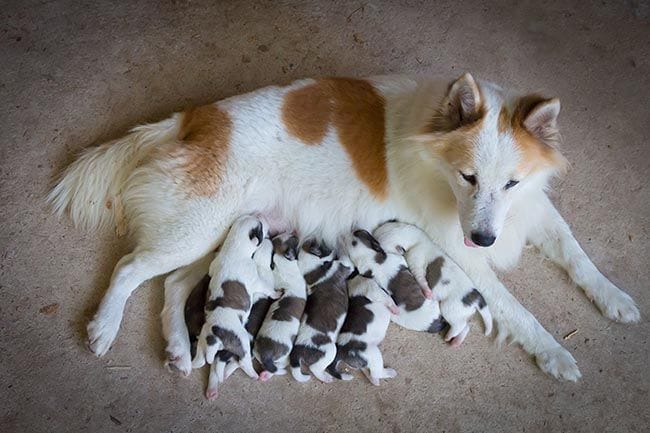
[87,249,194,356]
[529,200,640,323]
[457,260,581,381]
[291,362,311,382]
[364,346,395,385]
[238,353,259,379]
[161,255,213,376]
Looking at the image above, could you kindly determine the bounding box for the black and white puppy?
[345,230,447,334]
[192,215,279,375]
[254,233,306,381]
[374,221,492,346]
[289,239,353,383]
[328,273,398,385]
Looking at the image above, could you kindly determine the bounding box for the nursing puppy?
[254,233,306,381]
[192,216,278,377]
[346,230,447,334]
[289,239,353,383]
[328,273,398,385]
[375,221,492,346]
[204,238,275,399]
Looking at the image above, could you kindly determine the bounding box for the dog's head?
[413,73,567,248]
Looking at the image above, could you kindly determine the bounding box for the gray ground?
[1,1,649,432]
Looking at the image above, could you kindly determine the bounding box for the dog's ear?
[428,73,483,133]
[520,96,561,147]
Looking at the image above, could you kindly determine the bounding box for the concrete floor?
[1,1,649,432]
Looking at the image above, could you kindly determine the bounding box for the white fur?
[49,74,640,381]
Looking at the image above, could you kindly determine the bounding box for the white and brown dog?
[375,221,492,346]
[289,239,353,383]
[254,233,307,381]
[50,73,640,381]
[328,273,398,385]
[192,216,278,378]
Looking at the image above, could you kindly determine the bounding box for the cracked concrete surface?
[1,1,648,432]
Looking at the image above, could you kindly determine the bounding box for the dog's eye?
[504,180,519,190]
[460,172,477,186]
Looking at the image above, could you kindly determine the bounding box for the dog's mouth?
[463,236,479,248]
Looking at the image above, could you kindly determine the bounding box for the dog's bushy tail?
[47,115,181,232]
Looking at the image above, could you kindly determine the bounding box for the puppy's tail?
[478,305,493,336]
[47,115,181,233]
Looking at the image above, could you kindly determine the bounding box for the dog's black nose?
[471,231,496,247]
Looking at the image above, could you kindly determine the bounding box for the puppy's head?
[297,238,335,282]
[270,233,303,290]
[344,229,408,288]
[229,215,267,254]
[412,73,566,248]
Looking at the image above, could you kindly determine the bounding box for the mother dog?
[49,73,639,381]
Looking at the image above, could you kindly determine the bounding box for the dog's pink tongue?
[464,236,478,248]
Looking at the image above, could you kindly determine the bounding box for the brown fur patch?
[246,298,272,336]
[282,84,331,145]
[282,78,388,200]
[177,104,232,196]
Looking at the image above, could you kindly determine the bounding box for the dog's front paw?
[536,347,581,382]
[86,314,120,356]
[595,286,640,323]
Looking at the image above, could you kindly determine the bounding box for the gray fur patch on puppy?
[388,266,425,311]
[211,326,245,358]
[271,296,306,322]
[425,257,445,289]
[340,296,374,335]
[205,280,250,311]
[462,288,487,309]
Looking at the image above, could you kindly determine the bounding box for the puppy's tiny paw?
[258,371,272,382]
[205,387,218,401]
[382,368,397,379]
[422,288,433,299]
[536,347,581,382]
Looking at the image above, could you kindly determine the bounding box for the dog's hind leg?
[162,254,213,376]
[87,219,230,357]
[529,198,640,323]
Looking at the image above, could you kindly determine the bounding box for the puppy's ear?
[249,222,264,246]
[318,242,332,258]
